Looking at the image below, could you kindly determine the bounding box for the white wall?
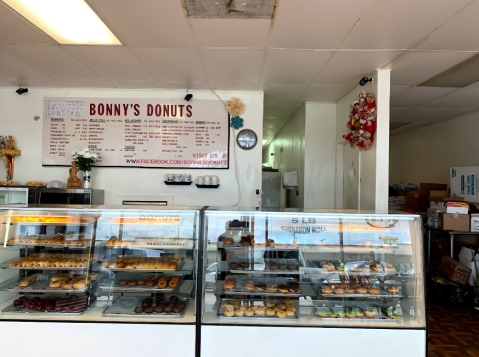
[0,87,263,207]
[390,111,479,185]
[304,102,336,209]
[262,105,305,208]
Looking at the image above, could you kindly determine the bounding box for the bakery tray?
[217,298,297,321]
[6,274,91,293]
[317,284,399,298]
[4,259,99,271]
[104,239,194,250]
[222,277,300,297]
[103,296,188,318]
[7,242,89,249]
[103,260,186,273]
[314,302,403,323]
[1,295,90,316]
[98,273,184,293]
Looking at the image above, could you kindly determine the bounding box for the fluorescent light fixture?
[262,140,267,145]
[2,0,121,45]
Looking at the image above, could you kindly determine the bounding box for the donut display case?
[200,208,427,357]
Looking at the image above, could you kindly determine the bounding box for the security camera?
[184,93,193,101]
[359,77,373,86]
[16,87,28,95]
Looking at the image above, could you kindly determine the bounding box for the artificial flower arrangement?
[72,148,98,171]
[226,97,245,129]
[343,90,377,150]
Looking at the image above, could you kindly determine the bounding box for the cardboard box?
[388,196,406,211]
[471,214,479,232]
[438,212,470,232]
[438,256,472,285]
[406,184,448,212]
[458,246,479,285]
[451,167,479,201]
[446,202,469,214]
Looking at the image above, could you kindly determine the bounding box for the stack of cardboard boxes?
[427,191,469,231]
[451,167,479,232]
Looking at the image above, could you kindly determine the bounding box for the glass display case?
[0,206,200,324]
[201,208,426,329]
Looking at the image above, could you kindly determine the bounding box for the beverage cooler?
[0,206,426,357]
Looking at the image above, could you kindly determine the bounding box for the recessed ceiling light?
[262,140,267,145]
[2,0,121,45]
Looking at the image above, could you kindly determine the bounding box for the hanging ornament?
[343,90,377,151]
[226,97,245,117]
[230,116,244,130]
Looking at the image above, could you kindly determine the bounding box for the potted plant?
[471,248,479,311]
[72,148,98,189]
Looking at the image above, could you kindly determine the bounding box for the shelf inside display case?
[0,274,98,294]
[103,239,195,250]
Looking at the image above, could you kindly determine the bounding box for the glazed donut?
[255,308,266,316]
[322,287,333,294]
[333,288,345,295]
[286,309,295,317]
[356,287,368,294]
[168,279,178,288]
[229,262,239,269]
[266,308,275,316]
[276,310,287,318]
[157,280,167,289]
[235,309,245,317]
[388,286,399,294]
[224,309,235,317]
[49,281,62,288]
[61,283,72,290]
[148,275,156,281]
[368,288,380,295]
[73,282,86,289]
[266,301,276,308]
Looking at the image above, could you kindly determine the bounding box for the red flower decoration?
[344,90,377,150]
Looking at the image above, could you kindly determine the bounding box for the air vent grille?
[184,0,276,18]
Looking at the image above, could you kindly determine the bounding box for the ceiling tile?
[162,82,210,90]
[60,80,117,88]
[112,81,163,89]
[264,84,306,105]
[0,79,14,86]
[422,87,479,108]
[263,128,279,135]
[300,84,353,102]
[191,19,270,48]
[211,83,259,91]
[387,51,474,86]
[390,122,431,136]
[314,50,403,84]
[0,3,55,45]
[263,50,332,84]
[62,46,153,81]
[390,86,458,107]
[263,119,283,129]
[341,0,470,49]
[264,105,295,119]
[8,78,65,87]
[200,49,264,83]
[434,108,478,122]
[393,107,451,122]
[271,0,373,49]
[88,0,194,47]
[390,107,412,122]
[415,1,479,51]
[130,48,207,83]
[390,86,410,97]
[0,51,52,81]
[0,45,103,80]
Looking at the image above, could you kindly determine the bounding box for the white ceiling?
[0,0,479,144]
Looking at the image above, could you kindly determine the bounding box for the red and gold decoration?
[0,136,21,181]
[343,91,377,150]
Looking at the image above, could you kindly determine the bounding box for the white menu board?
[42,97,229,168]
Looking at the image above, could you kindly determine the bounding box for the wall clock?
[236,129,257,150]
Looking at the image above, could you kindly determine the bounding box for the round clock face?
[236,129,257,150]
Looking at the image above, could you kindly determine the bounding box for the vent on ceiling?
[390,122,412,131]
[184,0,276,18]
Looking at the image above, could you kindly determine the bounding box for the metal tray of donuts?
[103,296,189,318]
[317,283,395,298]
[314,301,403,323]
[104,259,185,273]
[98,273,184,292]
[222,277,301,297]
[5,273,91,293]
[1,295,90,316]
[217,298,297,321]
